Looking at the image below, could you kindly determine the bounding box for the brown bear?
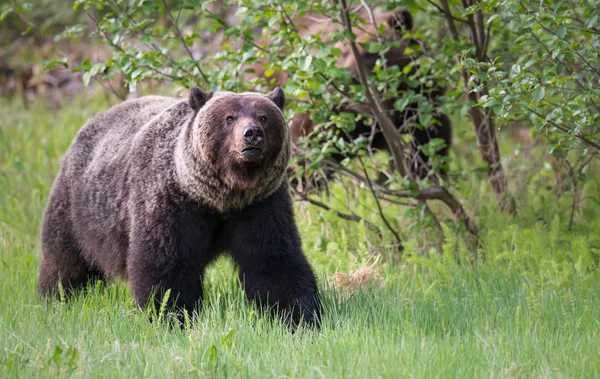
[38,86,321,328]
[254,6,451,181]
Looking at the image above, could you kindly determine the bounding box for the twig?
[424,0,469,23]
[161,0,209,85]
[87,11,126,53]
[92,76,125,101]
[525,106,600,151]
[321,74,371,108]
[107,0,188,81]
[292,188,383,239]
[359,0,383,45]
[357,156,403,251]
[8,0,42,36]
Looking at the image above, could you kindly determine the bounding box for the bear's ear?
[387,7,413,33]
[189,86,214,112]
[265,87,285,111]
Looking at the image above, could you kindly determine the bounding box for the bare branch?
[357,156,403,250]
[292,187,383,239]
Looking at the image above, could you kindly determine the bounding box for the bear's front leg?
[127,207,219,319]
[226,184,321,328]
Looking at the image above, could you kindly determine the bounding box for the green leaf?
[492,103,503,115]
[81,59,91,70]
[302,55,313,71]
[264,68,275,78]
[557,26,566,39]
[532,87,545,102]
[82,71,92,87]
[89,63,105,77]
[586,15,598,28]
[486,14,498,25]
[0,7,13,22]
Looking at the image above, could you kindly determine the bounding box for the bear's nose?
[242,125,264,145]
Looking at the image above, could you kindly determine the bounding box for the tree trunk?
[466,86,517,214]
[439,0,517,214]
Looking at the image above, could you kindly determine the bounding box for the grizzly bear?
[38,86,321,328]
[255,6,452,181]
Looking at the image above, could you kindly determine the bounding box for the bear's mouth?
[240,147,263,162]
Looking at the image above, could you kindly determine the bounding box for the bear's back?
[65,96,181,175]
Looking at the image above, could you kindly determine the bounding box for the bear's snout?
[239,124,265,163]
[242,125,264,146]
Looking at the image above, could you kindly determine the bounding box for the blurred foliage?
[0,0,86,45]
[476,0,600,158]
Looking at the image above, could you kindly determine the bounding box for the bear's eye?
[259,115,268,123]
[226,115,235,124]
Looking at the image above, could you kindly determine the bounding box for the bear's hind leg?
[38,184,102,297]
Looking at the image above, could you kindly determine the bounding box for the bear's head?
[177,87,290,212]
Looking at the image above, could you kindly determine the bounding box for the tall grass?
[1,94,599,378]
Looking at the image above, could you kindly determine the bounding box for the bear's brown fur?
[38,87,320,327]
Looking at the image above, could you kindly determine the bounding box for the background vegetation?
[1,0,599,377]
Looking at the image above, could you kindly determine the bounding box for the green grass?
[1,94,599,378]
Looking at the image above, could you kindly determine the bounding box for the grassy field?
[1,93,600,378]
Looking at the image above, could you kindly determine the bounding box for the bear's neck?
[174,123,287,214]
